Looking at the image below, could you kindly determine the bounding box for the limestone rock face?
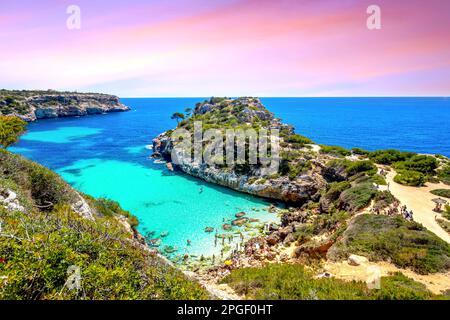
[0,189,25,212]
[0,91,130,121]
[71,193,94,220]
[153,133,326,205]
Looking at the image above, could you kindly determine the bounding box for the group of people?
[400,205,414,221]
[372,202,414,221]
[433,202,445,213]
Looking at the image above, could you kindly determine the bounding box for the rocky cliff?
[152,97,328,205]
[0,89,130,121]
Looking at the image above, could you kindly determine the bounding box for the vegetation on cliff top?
[0,89,127,121]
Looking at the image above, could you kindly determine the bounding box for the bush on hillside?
[439,164,450,185]
[0,116,27,148]
[320,145,351,157]
[393,155,438,175]
[339,183,377,212]
[370,174,387,185]
[287,161,312,180]
[285,134,314,148]
[430,189,450,199]
[369,149,415,165]
[351,147,371,156]
[394,170,426,186]
[345,160,377,176]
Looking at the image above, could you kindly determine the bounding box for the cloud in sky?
[0,0,449,96]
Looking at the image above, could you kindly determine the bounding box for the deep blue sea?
[9,97,450,260]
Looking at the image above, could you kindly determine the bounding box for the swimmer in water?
[199,187,203,194]
[187,240,192,246]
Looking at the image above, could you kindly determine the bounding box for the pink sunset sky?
[0,0,449,97]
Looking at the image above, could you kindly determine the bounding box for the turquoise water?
[9,97,450,259]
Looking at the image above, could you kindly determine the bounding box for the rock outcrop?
[0,90,130,121]
[152,97,327,205]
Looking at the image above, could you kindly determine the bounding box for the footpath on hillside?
[382,170,450,244]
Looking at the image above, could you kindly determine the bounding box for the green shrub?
[287,161,312,180]
[339,183,376,212]
[371,174,387,185]
[351,148,370,156]
[393,155,438,175]
[326,181,352,199]
[0,116,27,148]
[373,190,396,210]
[285,134,313,148]
[394,170,426,186]
[320,145,351,157]
[430,189,450,199]
[29,164,74,211]
[345,160,377,176]
[444,205,450,220]
[328,214,450,274]
[222,264,434,300]
[94,198,139,228]
[369,149,415,165]
[439,164,450,185]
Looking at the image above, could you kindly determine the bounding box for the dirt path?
[382,170,450,243]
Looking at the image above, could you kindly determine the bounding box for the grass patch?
[430,189,450,199]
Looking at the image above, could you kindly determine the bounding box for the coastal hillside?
[0,89,130,122]
[0,147,208,299]
[153,97,450,298]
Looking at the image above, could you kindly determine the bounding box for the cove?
[9,97,280,260]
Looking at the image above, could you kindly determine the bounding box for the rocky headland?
[153,97,328,205]
[0,89,130,121]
